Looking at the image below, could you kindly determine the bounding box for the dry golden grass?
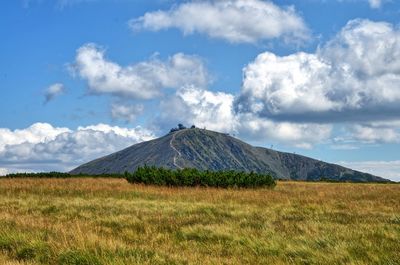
[0,178,399,264]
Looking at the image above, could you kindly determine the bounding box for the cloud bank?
[339,160,400,181]
[130,0,309,44]
[0,123,154,173]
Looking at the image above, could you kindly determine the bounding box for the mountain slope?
[70,128,388,182]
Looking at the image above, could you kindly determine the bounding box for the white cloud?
[158,87,331,148]
[330,144,359,150]
[111,102,144,123]
[329,120,400,146]
[237,114,332,149]
[368,0,383,8]
[130,0,309,44]
[238,19,400,123]
[350,124,400,143]
[338,160,400,181]
[239,52,334,116]
[44,83,65,103]
[159,86,239,133]
[73,44,209,99]
[76,124,153,140]
[0,168,8,176]
[0,123,71,152]
[0,123,154,173]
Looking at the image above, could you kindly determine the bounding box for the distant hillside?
[70,128,388,182]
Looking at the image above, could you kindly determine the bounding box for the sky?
[1,0,400,181]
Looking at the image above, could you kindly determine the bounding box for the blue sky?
[1,0,400,180]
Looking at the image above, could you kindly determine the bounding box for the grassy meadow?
[0,178,398,265]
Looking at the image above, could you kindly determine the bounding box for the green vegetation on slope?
[125,166,276,188]
[0,178,399,264]
[70,128,389,182]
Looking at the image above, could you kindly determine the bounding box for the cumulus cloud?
[238,19,400,123]
[339,160,400,181]
[0,123,154,173]
[72,44,209,99]
[158,87,331,148]
[159,86,239,133]
[0,123,71,152]
[111,102,144,123]
[130,0,309,44]
[44,83,65,103]
[238,52,333,117]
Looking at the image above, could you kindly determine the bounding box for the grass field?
[0,178,398,265]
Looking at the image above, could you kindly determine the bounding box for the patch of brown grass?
[0,178,399,264]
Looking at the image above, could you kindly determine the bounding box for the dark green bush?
[58,250,102,265]
[16,246,36,261]
[125,166,276,188]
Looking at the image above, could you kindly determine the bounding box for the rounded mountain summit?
[70,128,388,182]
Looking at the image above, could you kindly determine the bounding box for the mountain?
[70,128,389,182]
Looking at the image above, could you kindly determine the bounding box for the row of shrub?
[124,166,276,188]
[4,172,71,178]
[3,168,276,188]
[4,172,122,179]
[4,171,393,185]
